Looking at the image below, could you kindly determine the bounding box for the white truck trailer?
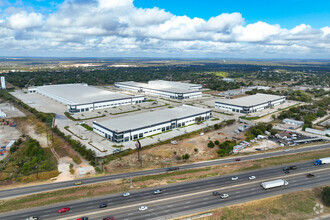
[261,179,288,189]
[314,157,330,165]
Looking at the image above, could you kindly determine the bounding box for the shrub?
[214,140,220,145]
[207,141,215,148]
[182,153,190,160]
[322,186,330,207]
[194,148,198,153]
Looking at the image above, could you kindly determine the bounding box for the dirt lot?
[105,123,246,172]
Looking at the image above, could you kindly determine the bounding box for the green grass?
[110,108,141,115]
[64,112,106,121]
[239,116,261,120]
[134,167,211,182]
[80,123,93,131]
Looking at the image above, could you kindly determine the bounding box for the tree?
[322,186,330,207]
[214,140,220,145]
[182,153,190,160]
[208,141,215,148]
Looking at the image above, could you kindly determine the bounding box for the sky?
[0,0,329,58]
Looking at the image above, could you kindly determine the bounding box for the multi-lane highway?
[1,143,330,199]
[0,143,329,200]
[1,159,330,220]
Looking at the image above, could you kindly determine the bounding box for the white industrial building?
[114,80,202,99]
[215,93,286,114]
[282,118,304,127]
[1,76,5,89]
[28,84,145,113]
[93,105,212,143]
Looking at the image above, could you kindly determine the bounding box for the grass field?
[192,187,330,220]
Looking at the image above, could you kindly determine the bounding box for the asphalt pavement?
[1,159,330,220]
[0,143,329,200]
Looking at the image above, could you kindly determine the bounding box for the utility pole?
[36,165,39,180]
[130,176,133,188]
[135,140,142,167]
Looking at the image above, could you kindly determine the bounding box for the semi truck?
[260,179,288,189]
[314,157,330,166]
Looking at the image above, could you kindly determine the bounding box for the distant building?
[215,93,286,114]
[222,78,235,82]
[218,86,271,97]
[0,111,6,118]
[28,84,145,113]
[1,76,5,89]
[115,80,202,99]
[282,118,304,127]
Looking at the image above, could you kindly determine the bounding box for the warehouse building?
[282,118,304,127]
[28,84,145,113]
[93,105,212,143]
[114,80,202,99]
[215,93,285,114]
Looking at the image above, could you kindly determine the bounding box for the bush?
[214,140,220,145]
[194,148,198,153]
[182,153,190,160]
[207,141,215,148]
[322,186,330,207]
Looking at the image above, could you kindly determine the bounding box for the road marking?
[59,167,330,220]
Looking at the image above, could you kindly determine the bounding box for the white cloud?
[0,0,328,58]
[4,11,43,29]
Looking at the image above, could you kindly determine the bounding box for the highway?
[1,159,330,220]
[0,143,329,200]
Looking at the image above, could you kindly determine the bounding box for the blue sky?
[3,0,329,28]
[0,0,329,58]
[135,0,330,29]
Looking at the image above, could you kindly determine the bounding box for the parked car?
[139,206,148,211]
[153,189,163,194]
[74,181,82,185]
[248,176,256,180]
[306,173,315,178]
[220,194,229,199]
[231,176,238,181]
[213,191,221,196]
[167,167,179,171]
[77,217,88,220]
[58,208,70,213]
[123,192,131,197]
[255,148,262,151]
[99,203,107,208]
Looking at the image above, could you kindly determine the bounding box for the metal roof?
[94,105,211,133]
[116,80,201,94]
[36,84,142,105]
[215,93,285,107]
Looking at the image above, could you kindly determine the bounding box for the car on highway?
[248,176,256,180]
[139,206,148,211]
[26,217,38,220]
[99,203,107,208]
[231,176,238,181]
[77,217,88,220]
[74,181,82,185]
[283,149,290,152]
[153,189,163,194]
[235,158,241,161]
[213,191,221,196]
[167,167,180,171]
[220,194,229,199]
[284,170,290,174]
[306,173,315,178]
[102,217,114,220]
[58,208,70,213]
[123,192,131,197]
[290,165,297,170]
